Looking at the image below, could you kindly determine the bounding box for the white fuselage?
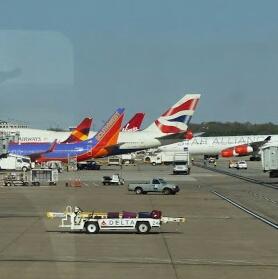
[158,135,278,155]
[0,128,179,150]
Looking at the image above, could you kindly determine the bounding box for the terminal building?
[0,120,22,156]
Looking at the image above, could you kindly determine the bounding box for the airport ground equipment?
[42,161,63,173]
[107,157,122,166]
[47,206,185,234]
[3,172,29,186]
[120,153,136,165]
[145,150,189,166]
[128,178,180,195]
[0,154,31,171]
[173,151,190,175]
[261,145,278,177]
[30,168,58,185]
[102,174,125,185]
[77,161,101,170]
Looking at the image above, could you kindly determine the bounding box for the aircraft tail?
[144,93,200,136]
[122,112,145,132]
[91,108,125,156]
[63,117,92,143]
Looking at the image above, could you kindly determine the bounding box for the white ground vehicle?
[47,206,185,234]
[145,151,189,166]
[228,160,238,168]
[102,174,125,185]
[128,178,180,195]
[236,160,248,169]
[108,157,122,166]
[120,153,136,165]
[261,145,278,177]
[0,154,31,171]
[173,151,190,174]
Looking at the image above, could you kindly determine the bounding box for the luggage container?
[30,168,58,186]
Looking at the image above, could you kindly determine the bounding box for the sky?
[0,0,278,129]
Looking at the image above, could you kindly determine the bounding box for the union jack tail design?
[144,94,200,135]
[63,117,93,143]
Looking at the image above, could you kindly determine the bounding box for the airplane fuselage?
[158,135,278,155]
[2,128,184,156]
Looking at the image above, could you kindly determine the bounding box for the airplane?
[121,112,145,132]
[106,93,200,155]
[8,108,125,163]
[63,117,92,143]
[157,134,274,160]
[7,93,200,161]
[0,113,145,143]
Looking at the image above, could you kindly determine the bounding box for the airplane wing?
[155,131,186,140]
[28,140,58,161]
[250,136,271,151]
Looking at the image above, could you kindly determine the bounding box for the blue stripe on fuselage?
[8,138,98,158]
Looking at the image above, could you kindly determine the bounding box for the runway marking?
[0,256,277,267]
[213,191,278,230]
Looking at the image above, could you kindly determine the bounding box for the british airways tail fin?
[122,112,145,132]
[144,93,200,136]
[63,117,92,143]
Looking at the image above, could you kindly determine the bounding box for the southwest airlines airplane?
[9,109,125,162]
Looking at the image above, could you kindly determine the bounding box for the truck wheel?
[85,222,100,234]
[135,187,143,194]
[171,192,177,195]
[136,222,151,234]
[163,188,171,195]
[22,166,28,172]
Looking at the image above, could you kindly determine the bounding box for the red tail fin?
[63,117,92,143]
[122,112,145,132]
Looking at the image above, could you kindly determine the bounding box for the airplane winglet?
[48,139,58,153]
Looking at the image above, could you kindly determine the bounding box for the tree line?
[189,122,278,136]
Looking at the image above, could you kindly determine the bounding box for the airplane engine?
[184,130,193,140]
[234,144,253,155]
[221,148,237,157]
[221,144,253,157]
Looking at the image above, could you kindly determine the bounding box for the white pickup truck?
[128,178,180,195]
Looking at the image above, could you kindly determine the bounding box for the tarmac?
[0,160,277,279]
